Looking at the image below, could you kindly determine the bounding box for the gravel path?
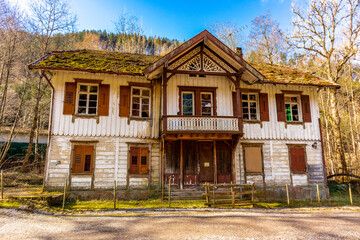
[0,208,359,239]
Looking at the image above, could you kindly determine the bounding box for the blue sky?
[16,0,294,41]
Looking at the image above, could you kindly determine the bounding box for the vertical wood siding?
[51,71,160,139]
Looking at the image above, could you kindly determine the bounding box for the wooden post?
[161,138,165,200]
[316,184,321,207]
[231,181,235,207]
[286,184,290,206]
[180,140,183,189]
[251,183,255,207]
[204,183,209,205]
[213,141,217,184]
[1,170,3,199]
[62,178,67,211]
[168,178,171,208]
[212,184,215,207]
[349,183,353,205]
[113,180,117,210]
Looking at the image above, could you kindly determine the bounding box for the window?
[244,146,263,173]
[76,84,98,115]
[131,87,151,118]
[179,87,216,116]
[129,147,149,174]
[285,95,301,122]
[289,146,307,173]
[72,145,94,173]
[242,93,259,121]
[201,92,213,116]
[182,92,194,115]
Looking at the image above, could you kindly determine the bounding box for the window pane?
[250,108,256,113]
[79,94,87,100]
[88,108,96,114]
[132,103,140,110]
[183,107,193,115]
[285,104,291,121]
[132,156,137,165]
[89,86,98,93]
[250,102,256,108]
[78,107,86,113]
[242,94,248,100]
[141,156,147,166]
[84,155,91,171]
[249,94,256,101]
[142,89,150,97]
[89,95,97,101]
[132,88,140,95]
[132,110,139,116]
[79,100,87,107]
[250,114,257,120]
[142,98,149,104]
[201,93,211,101]
[291,97,298,102]
[142,104,149,111]
[243,113,249,120]
[202,107,211,115]
[202,101,212,107]
[79,85,87,92]
[89,101,97,107]
[243,108,248,113]
[242,102,248,108]
[141,111,149,118]
[133,97,140,104]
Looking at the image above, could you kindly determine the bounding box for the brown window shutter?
[139,147,149,174]
[290,147,306,173]
[130,147,139,174]
[72,145,83,173]
[301,95,312,122]
[63,82,76,115]
[98,84,110,116]
[119,86,130,117]
[232,92,237,117]
[259,93,269,121]
[275,94,285,122]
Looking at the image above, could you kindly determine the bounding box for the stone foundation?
[258,185,329,200]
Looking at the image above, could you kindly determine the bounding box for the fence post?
[231,181,235,207]
[349,183,353,205]
[212,184,215,207]
[1,170,3,199]
[62,178,67,211]
[286,184,290,206]
[204,183,209,205]
[114,180,117,210]
[251,183,255,206]
[168,178,171,208]
[316,184,321,207]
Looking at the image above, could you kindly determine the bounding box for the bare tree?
[248,11,284,64]
[210,22,246,51]
[21,0,77,172]
[291,0,360,176]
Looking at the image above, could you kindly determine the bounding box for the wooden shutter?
[98,84,110,116]
[63,82,76,115]
[72,145,94,173]
[244,146,263,173]
[130,147,139,174]
[259,93,269,121]
[232,92,237,117]
[119,86,130,117]
[290,147,306,173]
[139,147,149,174]
[301,95,312,122]
[275,94,285,122]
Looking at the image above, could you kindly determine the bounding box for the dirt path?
[0,208,359,239]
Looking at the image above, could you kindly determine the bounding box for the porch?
[162,138,238,190]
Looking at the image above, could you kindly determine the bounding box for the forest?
[0,0,359,180]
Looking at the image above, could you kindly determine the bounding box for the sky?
[14,0,294,42]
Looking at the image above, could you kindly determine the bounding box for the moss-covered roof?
[250,63,338,87]
[29,50,161,75]
[29,50,338,87]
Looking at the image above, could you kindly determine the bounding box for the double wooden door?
[199,141,214,182]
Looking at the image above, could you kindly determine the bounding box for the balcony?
[162,115,242,133]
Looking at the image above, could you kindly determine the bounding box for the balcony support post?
[180,139,184,189]
[162,67,168,132]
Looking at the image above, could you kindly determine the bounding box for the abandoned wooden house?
[29,30,338,198]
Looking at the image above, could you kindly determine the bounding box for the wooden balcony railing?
[163,115,242,132]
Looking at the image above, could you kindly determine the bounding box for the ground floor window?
[289,146,307,173]
[243,145,263,173]
[129,147,149,174]
[72,145,94,173]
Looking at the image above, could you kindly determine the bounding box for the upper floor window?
[179,87,216,116]
[182,92,194,115]
[201,92,213,116]
[131,87,151,118]
[76,84,98,115]
[242,93,259,121]
[285,95,301,122]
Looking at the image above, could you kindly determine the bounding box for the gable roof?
[28,50,160,76]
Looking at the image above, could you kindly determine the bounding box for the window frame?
[241,92,260,121]
[181,91,195,116]
[75,83,99,116]
[130,86,151,118]
[200,92,214,116]
[178,86,217,116]
[284,94,303,122]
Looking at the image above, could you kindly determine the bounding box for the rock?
[18,204,35,212]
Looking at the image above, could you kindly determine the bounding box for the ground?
[0,207,359,240]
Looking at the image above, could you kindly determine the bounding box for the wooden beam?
[166,69,236,76]
[180,140,184,189]
[204,45,238,72]
[213,140,217,184]
[162,68,168,132]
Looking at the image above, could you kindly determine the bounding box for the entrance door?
[199,141,214,182]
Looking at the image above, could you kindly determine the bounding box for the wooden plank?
[180,140,184,189]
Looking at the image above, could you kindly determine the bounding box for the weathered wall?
[44,135,161,190]
[50,71,161,139]
[234,139,325,186]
